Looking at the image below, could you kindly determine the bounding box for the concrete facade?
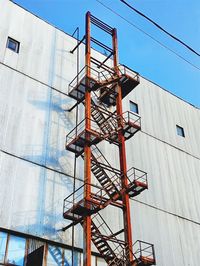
[0,0,200,265]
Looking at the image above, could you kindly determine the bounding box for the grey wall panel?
[124,132,200,223]
[0,0,83,94]
[131,201,200,266]
[0,150,84,247]
[125,78,200,158]
[0,64,79,178]
[0,1,200,265]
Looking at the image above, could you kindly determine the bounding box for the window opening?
[176,125,185,137]
[7,37,20,53]
[130,101,139,114]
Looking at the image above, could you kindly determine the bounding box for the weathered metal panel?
[0,0,200,265]
[0,150,84,246]
[130,201,200,266]
[124,77,200,158]
[122,132,200,222]
[0,0,85,94]
[0,63,78,176]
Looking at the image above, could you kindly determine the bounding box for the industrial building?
[0,0,200,265]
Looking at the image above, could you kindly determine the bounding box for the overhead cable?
[120,0,200,57]
[95,0,200,72]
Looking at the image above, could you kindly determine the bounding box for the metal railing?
[91,145,120,174]
[108,242,138,265]
[109,240,155,265]
[133,240,156,264]
[127,167,148,188]
[68,64,140,97]
[68,65,118,94]
[68,65,100,94]
[65,112,134,150]
[118,64,140,83]
[65,118,105,147]
[63,183,108,216]
[122,111,141,129]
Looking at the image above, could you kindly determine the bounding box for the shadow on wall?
[23,92,75,172]
[3,30,85,264]
[11,89,82,248]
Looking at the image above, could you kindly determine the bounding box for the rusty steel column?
[112,28,134,262]
[83,11,92,266]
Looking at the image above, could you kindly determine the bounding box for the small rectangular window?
[176,125,185,137]
[7,37,20,53]
[130,101,139,114]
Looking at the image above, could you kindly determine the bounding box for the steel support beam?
[83,11,92,266]
[112,28,134,263]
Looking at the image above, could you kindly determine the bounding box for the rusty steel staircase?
[62,12,156,266]
[91,104,117,137]
[90,145,121,199]
[90,213,127,266]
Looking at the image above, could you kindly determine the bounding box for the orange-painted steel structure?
[83,12,92,266]
[63,12,156,266]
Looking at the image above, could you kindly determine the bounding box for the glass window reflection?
[6,235,26,266]
[47,245,63,266]
[0,232,7,262]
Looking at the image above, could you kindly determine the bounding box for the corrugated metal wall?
[0,1,200,265]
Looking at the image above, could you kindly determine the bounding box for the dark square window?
[176,125,185,137]
[130,101,139,114]
[7,37,20,53]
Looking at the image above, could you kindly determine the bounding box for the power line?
[95,0,200,72]
[120,0,200,57]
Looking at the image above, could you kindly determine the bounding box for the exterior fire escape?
[63,12,156,266]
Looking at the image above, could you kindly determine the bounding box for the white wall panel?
[0,150,84,247]
[0,0,83,94]
[0,1,200,265]
[125,78,200,158]
[124,132,200,222]
[0,64,79,178]
[131,201,200,266]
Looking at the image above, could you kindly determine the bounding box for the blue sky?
[14,0,200,108]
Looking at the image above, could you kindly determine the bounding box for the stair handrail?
[91,145,117,173]
[92,90,111,111]
[109,242,139,265]
[92,212,126,257]
[91,146,122,189]
[91,99,119,133]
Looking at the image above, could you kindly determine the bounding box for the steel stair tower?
[63,12,156,266]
